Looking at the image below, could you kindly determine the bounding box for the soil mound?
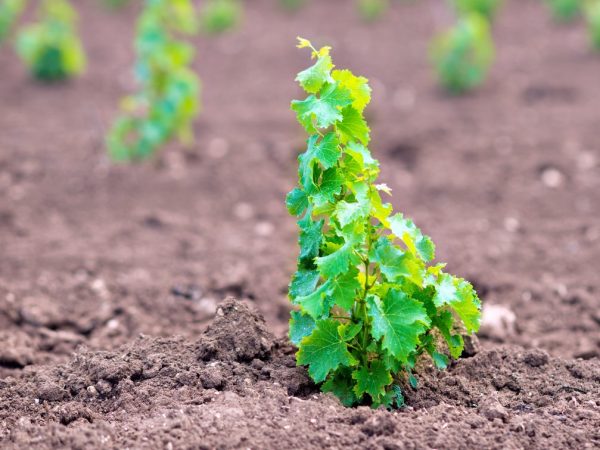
[1,298,598,449]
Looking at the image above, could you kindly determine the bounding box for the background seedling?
[0,0,25,43]
[16,0,85,81]
[430,13,494,94]
[287,38,482,408]
[544,0,581,21]
[453,0,503,21]
[279,0,307,12]
[584,0,600,50]
[357,0,389,22]
[107,0,201,162]
[199,0,242,34]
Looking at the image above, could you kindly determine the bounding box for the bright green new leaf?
[291,82,352,130]
[329,269,362,311]
[389,214,435,262]
[371,237,423,286]
[336,106,370,145]
[332,69,371,112]
[296,53,334,93]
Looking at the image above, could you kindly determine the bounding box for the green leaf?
[298,217,323,262]
[289,310,316,345]
[408,373,418,389]
[295,279,332,319]
[336,106,370,145]
[352,360,392,401]
[297,319,357,383]
[329,268,362,311]
[322,368,358,406]
[432,273,481,333]
[334,183,371,228]
[315,226,362,278]
[371,237,424,286]
[299,133,341,190]
[308,168,344,208]
[289,269,320,299]
[431,352,449,369]
[291,83,352,130]
[367,290,431,362]
[286,188,308,216]
[433,310,464,359]
[389,214,435,262]
[338,321,362,341]
[332,69,371,112]
[296,54,334,93]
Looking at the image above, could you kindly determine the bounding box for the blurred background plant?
[584,0,600,49]
[278,0,307,13]
[16,0,85,81]
[356,0,389,22]
[430,13,494,93]
[453,0,503,21]
[0,0,25,43]
[544,0,581,21]
[107,0,201,162]
[199,0,242,34]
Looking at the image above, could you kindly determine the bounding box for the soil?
[0,0,599,448]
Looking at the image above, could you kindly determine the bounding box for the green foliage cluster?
[544,0,581,21]
[16,0,85,81]
[453,0,503,21]
[199,0,242,35]
[430,13,494,94]
[101,0,130,10]
[356,0,389,22]
[584,0,600,50]
[107,0,201,162]
[0,0,25,43]
[287,38,482,408]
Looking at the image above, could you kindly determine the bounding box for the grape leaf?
[367,290,431,362]
[297,319,357,383]
[329,268,362,311]
[296,54,334,93]
[371,237,424,286]
[289,269,320,299]
[291,83,352,130]
[332,69,371,112]
[352,360,392,401]
[389,214,435,262]
[337,106,370,145]
[286,187,308,216]
[289,310,316,345]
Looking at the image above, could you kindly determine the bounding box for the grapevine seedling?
[585,0,600,50]
[16,0,85,81]
[199,0,242,35]
[287,38,482,408]
[0,0,25,43]
[544,0,581,21]
[107,0,201,162]
[453,0,503,21]
[357,0,389,22]
[279,0,307,12]
[430,13,494,94]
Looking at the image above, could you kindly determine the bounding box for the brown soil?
[0,0,599,448]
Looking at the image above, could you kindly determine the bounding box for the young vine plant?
[544,0,580,21]
[107,0,201,162]
[585,0,600,51]
[430,13,494,94]
[16,0,85,81]
[287,38,482,408]
[0,0,25,43]
[453,0,503,22]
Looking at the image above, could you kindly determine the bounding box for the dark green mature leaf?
[352,360,392,401]
[286,188,308,216]
[316,226,362,278]
[297,319,357,383]
[299,133,341,190]
[295,279,332,319]
[289,269,320,299]
[289,310,316,345]
[368,290,431,362]
[322,368,358,406]
[298,217,323,262]
[308,168,344,208]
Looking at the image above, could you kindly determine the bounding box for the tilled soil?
[1,299,599,449]
[0,0,599,448]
